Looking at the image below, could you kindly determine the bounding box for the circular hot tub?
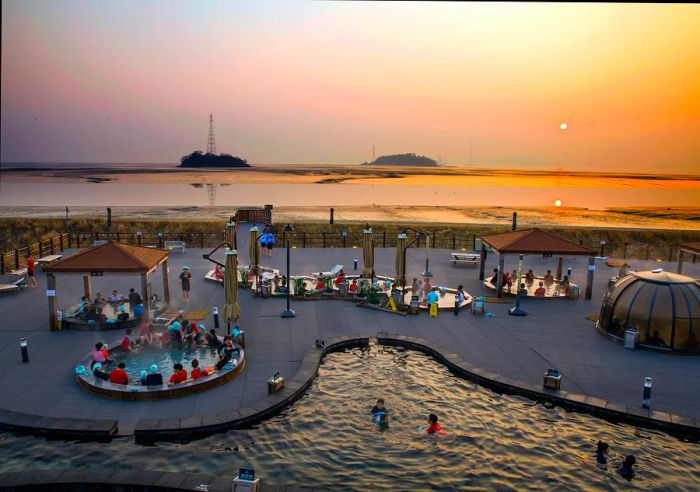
[75,338,245,400]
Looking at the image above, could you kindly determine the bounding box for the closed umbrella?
[225,221,237,250]
[248,227,260,274]
[362,227,374,279]
[395,233,407,288]
[223,249,240,332]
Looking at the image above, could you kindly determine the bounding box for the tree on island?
[179,151,250,168]
[362,153,438,166]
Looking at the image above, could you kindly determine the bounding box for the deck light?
[20,338,28,363]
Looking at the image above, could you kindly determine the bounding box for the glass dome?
[598,269,700,352]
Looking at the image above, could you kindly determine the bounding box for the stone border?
[0,409,117,442]
[75,345,246,401]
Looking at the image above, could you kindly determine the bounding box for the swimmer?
[617,455,636,480]
[370,398,388,415]
[426,413,445,435]
[595,440,609,465]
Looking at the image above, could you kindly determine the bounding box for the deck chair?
[313,264,344,278]
[0,276,27,295]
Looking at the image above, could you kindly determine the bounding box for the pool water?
[2,346,698,490]
[112,343,225,381]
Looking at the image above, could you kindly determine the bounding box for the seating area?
[450,252,480,266]
[484,275,580,299]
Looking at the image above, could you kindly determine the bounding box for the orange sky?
[1,1,699,172]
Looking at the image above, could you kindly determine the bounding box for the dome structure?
[597,269,700,352]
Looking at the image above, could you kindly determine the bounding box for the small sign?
[90,271,103,277]
[238,468,255,481]
[46,289,56,297]
[600,240,607,245]
[385,296,397,311]
[272,371,280,381]
[542,253,553,258]
[430,303,438,317]
[588,265,596,271]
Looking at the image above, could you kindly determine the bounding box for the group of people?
[74,288,143,324]
[369,398,445,435]
[595,440,637,480]
[490,268,573,297]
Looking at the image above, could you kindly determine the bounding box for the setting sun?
[560,123,568,130]
[554,199,562,207]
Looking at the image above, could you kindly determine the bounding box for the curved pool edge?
[0,469,231,492]
[133,334,700,443]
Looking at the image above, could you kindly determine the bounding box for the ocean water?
[0,345,697,490]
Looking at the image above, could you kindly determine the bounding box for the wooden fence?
[0,230,694,275]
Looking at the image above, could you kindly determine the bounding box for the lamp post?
[422,233,433,278]
[509,254,527,316]
[281,224,296,318]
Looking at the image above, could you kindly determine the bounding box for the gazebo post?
[677,249,684,274]
[555,257,563,280]
[47,273,58,331]
[479,242,487,280]
[141,273,151,321]
[83,275,92,300]
[497,254,505,298]
[161,259,171,304]
[585,256,595,300]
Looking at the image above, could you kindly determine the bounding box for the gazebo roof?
[44,242,168,273]
[681,242,700,255]
[481,228,593,255]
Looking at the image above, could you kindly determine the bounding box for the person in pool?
[109,362,129,385]
[370,398,388,415]
[617,455,636,480]
[120,328,136,351]
[142,364,163,386]
[168,363,188,384]
[206,328,221,349]
[595,440,609,465]
[426,413,445,434]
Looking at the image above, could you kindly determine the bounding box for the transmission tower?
[206,113,217,154]
[371,144,376,163]
[206,183,216,205]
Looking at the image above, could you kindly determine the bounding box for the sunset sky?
[1,1,699,172]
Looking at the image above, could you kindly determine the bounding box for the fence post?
[14,249,19,270]
[0,254,5,274]
[200,232,204,248]
[282,231,287,246]
[116,232,120,242]
[50,237,55,255]
[623,242,628,259]
[472,234,476,250]
[323,232,326,248]
[95,232,99,242]
[342,234,346,248]
[645,244,650,260]
[303,232,306,248]
[38,241,43,258]
[67,233,71,249]
[383,231,386,248]
[668,243,674,262]
[77,234,81,249]
[158,236,164,249]
[452,234,456,250]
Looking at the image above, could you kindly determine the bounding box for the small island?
[362,153,438,167]
[179,151,250,168]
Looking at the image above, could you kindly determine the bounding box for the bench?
[93,240,108,246]
[164,240,186,254]
[9,268,28,279]
[312,264,344,278]
[450,252,480,266]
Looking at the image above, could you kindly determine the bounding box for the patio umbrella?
[223,248,240,331]
[395,233,407,288]
[362,227,374,278]
[248,227,260,274]
[225,221,237,250]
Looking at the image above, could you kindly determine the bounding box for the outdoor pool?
[111,343,226,381]
[3,345,698,490]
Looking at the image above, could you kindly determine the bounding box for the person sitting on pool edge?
[190,359,209,379]
[169,363,188,384]
[560,275,571,295]
[142,364,163,386]
[534,281,546,297]
[426,413,445,434]
[91,342,112,368]
[314,276,325,292]
[116,304,130,321]
[525,269,535,285]
[544,270,554,286]
[348,279,358,294]
[108,290,124,302]
[109,362,129,385]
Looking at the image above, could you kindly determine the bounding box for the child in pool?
[426,413,445,434]
[370,398,388,415]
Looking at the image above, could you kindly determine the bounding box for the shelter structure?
[597,269,700,352]
[677,242,700,274]
[479,228,595,299]
[43,242,170,330]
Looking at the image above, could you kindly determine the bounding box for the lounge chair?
[0,276,27,295]
[312,264,344,278]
